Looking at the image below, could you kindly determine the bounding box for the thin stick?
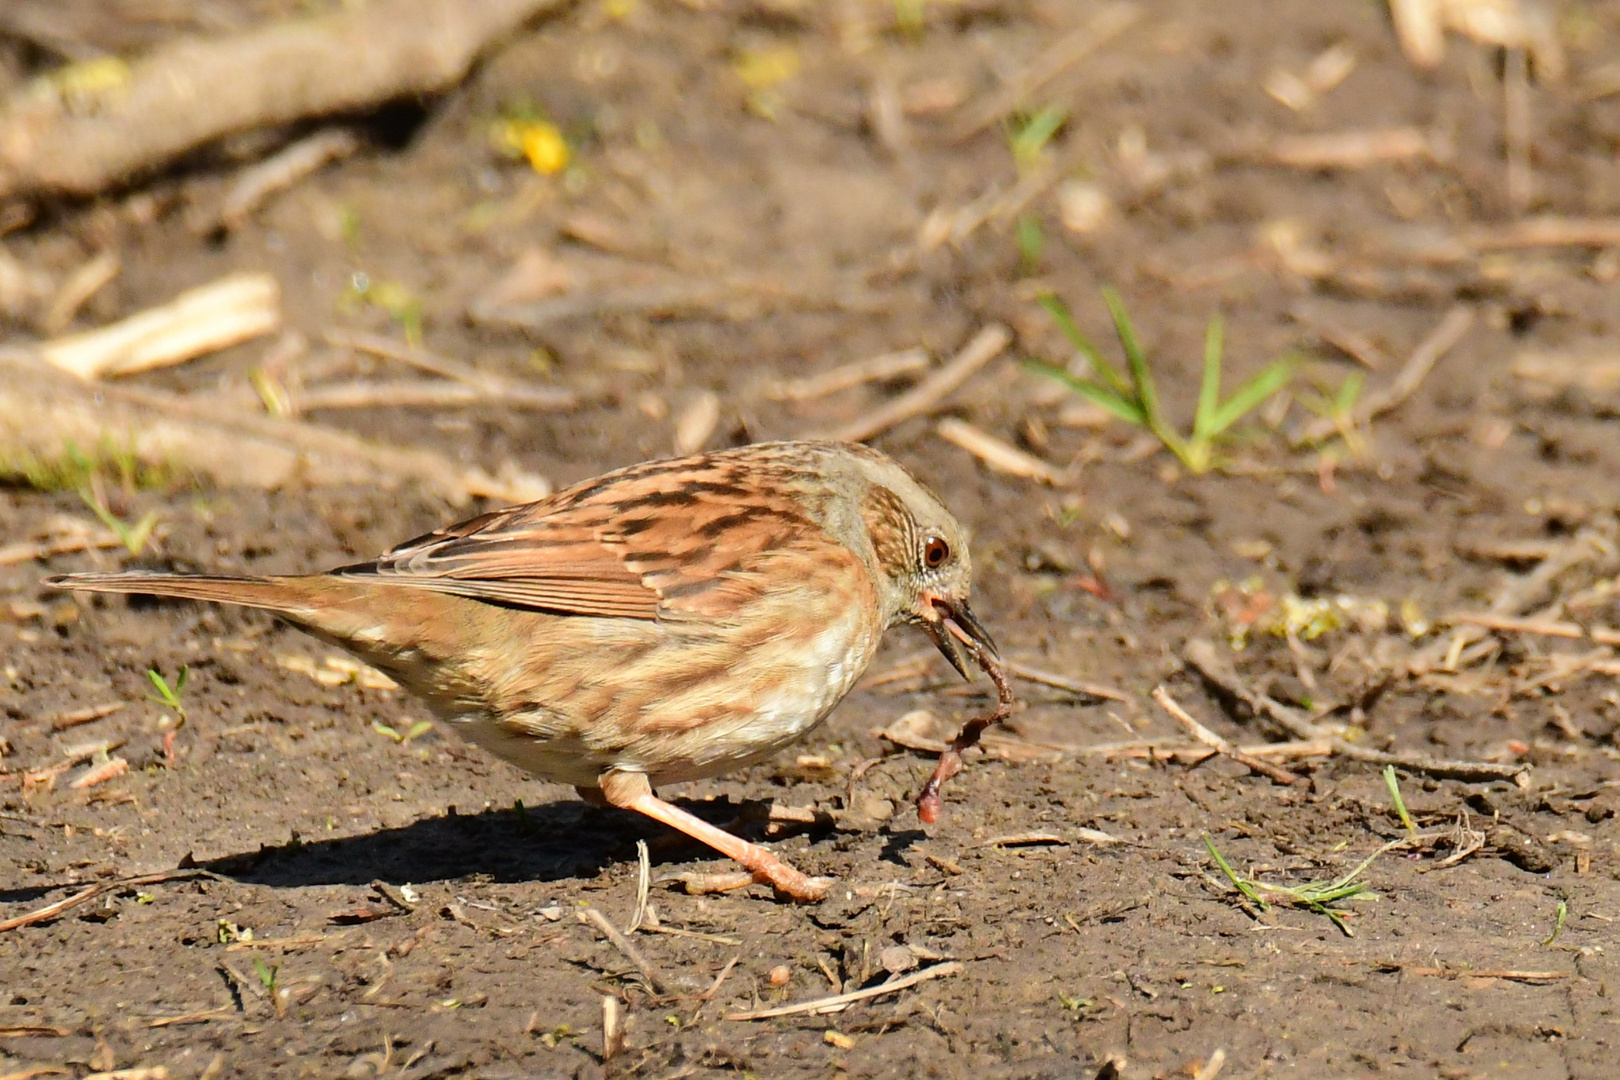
[1003,660,1129,703]
[1151,687,1299,785]
[725,961,964,1021]
[1392,967,1568,983]
[696,955,740,1001]
[1298,306,1473,443]
[915,632,1017,824]
[638,925,741,946]
[323,328,577,408]
[1269,127,1435,170]
[580,907,667,995]
[764,348,930,402]
[824,324,1010,443]
[0,868,213,933]
[936,418,1064,484]
[217,128,362,231]
[1448,612,1583,639]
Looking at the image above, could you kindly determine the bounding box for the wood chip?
[936,418,1064,484]
[39,272,280,379]
[49,703,124,731]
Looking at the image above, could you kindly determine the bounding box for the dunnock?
[47,440,999,901]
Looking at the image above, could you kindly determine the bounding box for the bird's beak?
[921,595,999,680]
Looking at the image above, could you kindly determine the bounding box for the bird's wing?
[335,453,841,620]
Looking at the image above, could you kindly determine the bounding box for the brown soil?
[4,2,1620,1077]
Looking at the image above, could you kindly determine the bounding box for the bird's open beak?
[921,596,999,680]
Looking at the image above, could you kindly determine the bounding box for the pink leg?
[596,771,829,902]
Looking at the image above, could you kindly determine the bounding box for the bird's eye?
[923,536,950,569]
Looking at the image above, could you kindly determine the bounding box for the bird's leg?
[597,770,830,902]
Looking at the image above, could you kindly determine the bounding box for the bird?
[45,439,997,902]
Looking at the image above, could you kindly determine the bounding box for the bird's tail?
[44,572,325,615]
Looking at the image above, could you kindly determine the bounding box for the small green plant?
[1027,289,1299,474]
[1204,834,1392,936]
[1542,898,1568,947]
[252,955,289,1018]
[1383,765,1417,837]
[1006,105,1067,174]
[147,665,189,722]
[1298,370,1367,454]
[371,718,433,745]
[76,470,161,555]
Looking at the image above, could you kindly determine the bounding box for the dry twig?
[215,129,362,232]
[764,348,929,402]
[0,868,212,933]
[1151,686,1300,785]
[936,418,1064,484]
[579,907,667,995]
[823,324,1010,443]
[725,962,964,1020]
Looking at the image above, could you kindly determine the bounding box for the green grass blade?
[1022,360,1148,426]
[1101,288,1159,420]
[1194,316,1225,439]
[1203,835,1267,909]
[1542,898,1568,946]
[1383,765,1417,836]
[1036,293,1129,395]
[1206,354,1299,436]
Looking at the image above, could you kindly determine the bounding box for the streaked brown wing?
[334,451,828,620]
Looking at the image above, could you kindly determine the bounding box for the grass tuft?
[1204,833,1395,937]
[1027,290,1298,474]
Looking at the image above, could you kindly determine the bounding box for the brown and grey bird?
[47,439,997,901]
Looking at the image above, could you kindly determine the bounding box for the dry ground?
[3,1,1620,1077]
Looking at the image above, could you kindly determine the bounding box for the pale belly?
[446,608,883,790]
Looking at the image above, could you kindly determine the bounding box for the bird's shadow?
[198,796,830,891]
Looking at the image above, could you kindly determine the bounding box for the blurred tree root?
[0,0,566,202]
[0,350,549,505]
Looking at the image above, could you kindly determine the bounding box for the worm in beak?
[922,596,999,680]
